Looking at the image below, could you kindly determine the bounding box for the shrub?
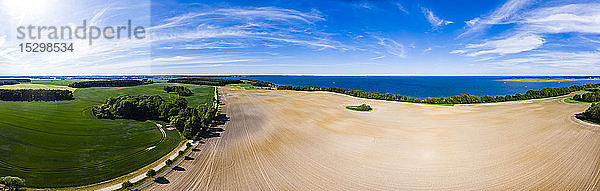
[178,150,185,156]
[576,103,600,123]
[165,159,173,166]
[356,104,372,111]
[121,181,133,188]
[164,86,194,96]
[573,92,600,103]
[0,176,25,190]
[146,169,157,177]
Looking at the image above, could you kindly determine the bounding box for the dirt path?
[147,87,600,190]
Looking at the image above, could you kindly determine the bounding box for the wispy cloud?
[454,1,600,72]
[421,8,453,29]
[460,0,533,37]
[454,33,544,56]
[395,2,409,14]
[151,6,342,50]
[375,36,406,58]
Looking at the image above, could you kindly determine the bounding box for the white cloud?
[371,55,385,60]
[460,0,533,37]
[421,8,453,28]
[151,6,343,51]
[375,37,406,58]
[522,4,600,34]
[396,2,409,14]
[423,47,432,53]
[461,33,544,56]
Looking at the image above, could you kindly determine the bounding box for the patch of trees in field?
[573,92,600,103]
[346,104,372,111]
[168,78,242,86]
[92,95,217,139]
[0,89,74,101]
[68,79,153,88]
[279,83,600,105]
[164,86,194,96]
[576,103,600,123]
[0,80,18,86]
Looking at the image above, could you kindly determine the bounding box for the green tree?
[146,169,157,177]
[0,176,25,191]
[121,181,133,188]
[165,159,173,166]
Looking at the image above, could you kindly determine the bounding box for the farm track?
[148,87,600,190]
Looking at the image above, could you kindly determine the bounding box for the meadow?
[0,81,214,188]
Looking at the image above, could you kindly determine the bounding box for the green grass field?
[0,82,214,188]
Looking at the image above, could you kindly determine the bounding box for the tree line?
[0,89,74,101]
[245,79,274,87]
[168,78,242,86]
[278,83,600,105]
[0,80,18,86]
[92,94,217,139]
[68,79,153,88]
[573,92,600,103]
[164,86,194,96]
[576,103,600,124]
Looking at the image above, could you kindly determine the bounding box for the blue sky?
[1,0,600,75]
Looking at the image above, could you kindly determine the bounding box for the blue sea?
[223,76,600,99]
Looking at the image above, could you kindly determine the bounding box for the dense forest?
[0,89,74,101]
[168,78,242,86]
[0,80,18,86]
[68,79,153,88]
[573,92,600,103]
[576,103,600,123]
[92,95,217,139]
[164,86,194,96]
[279,83,600,105]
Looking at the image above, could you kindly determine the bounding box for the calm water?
[225,76,600,99]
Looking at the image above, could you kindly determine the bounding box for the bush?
[0,176,25,190]
[121,181,133,188]
[186,142,192,148]
[165,159,173,166]
[178,150,184,156]
[346,104,372,111]
[573,92,600,103]
[356,104,372,111]
[146,169,157,177]
[576,103,600,123]
[164,86,194,96]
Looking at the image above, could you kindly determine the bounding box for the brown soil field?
[148,86,600,190]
